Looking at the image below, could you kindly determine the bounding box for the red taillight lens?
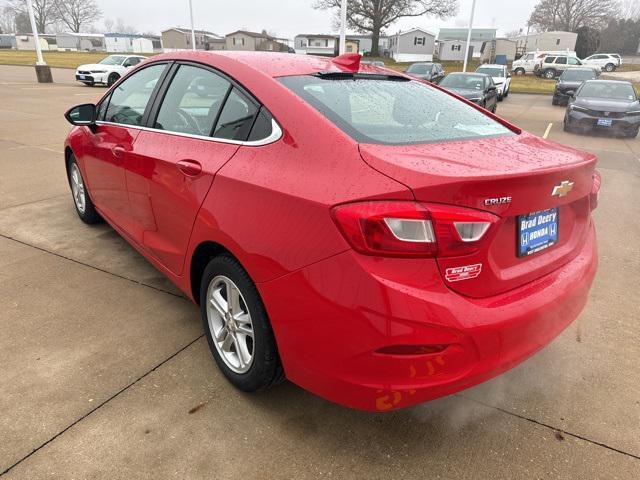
[590,170,601,211]
[331,201,498,258]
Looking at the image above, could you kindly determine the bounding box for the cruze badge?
[484,196,512,206]
[552,180,574,197]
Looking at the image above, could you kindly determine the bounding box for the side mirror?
[65,103,96,126]
[487,85,497,92]
[507,72,511,78]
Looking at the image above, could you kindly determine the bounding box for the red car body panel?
[64,51,598,411]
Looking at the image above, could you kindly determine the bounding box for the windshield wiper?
[315,71,409,81]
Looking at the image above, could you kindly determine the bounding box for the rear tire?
[604,63,615,72]
[107,73,120,87]
[544,69,556,79]
[67,155,102,224]
[200,255,284,392]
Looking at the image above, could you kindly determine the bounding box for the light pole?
[339,0,347,55]
[26,0,52,82]
[189,0,197,51]
[462,0,477,72]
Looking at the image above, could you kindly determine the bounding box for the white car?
[581,53,621,72]
[75,54,146,87]
[476,64,511,100]
[512,50,577,75]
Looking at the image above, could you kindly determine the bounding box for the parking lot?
[0,64,639,479]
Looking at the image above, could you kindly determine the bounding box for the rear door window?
[555,57,567,65]
[544,57,556,64]
[212,88,259,141]
[104,63,166,126]
[154,64,231,136]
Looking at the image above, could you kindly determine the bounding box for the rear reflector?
[331,201,498,258]
[590,170,601,211]
[375,344,448,355]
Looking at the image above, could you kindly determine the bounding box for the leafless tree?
[619,0,640,20]
[314,0,458,56]
[4,0,59,33]
[55,0,101,33]
[0,6,17,33]
[528,0,619,32]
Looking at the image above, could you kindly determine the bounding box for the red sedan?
[63,52,599,412]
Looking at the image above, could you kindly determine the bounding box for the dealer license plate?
[517,207,559,257]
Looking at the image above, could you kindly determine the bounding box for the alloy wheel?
[70,163,86,214]
[206,275,255,374]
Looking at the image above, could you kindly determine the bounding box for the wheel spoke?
[227,281,241,315]
[215,326,228,343]
[236,324,253,338]
[235,334,249,368]
[210,289,228,317]
[221,331,235,352]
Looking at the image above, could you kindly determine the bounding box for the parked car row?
[402,62,511,113]
[512,50,621,78]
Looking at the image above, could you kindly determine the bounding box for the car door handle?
[177,159,202,176]
[111,145,126,158]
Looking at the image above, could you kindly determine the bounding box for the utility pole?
[339,0,347,55]
[189,0,196,51]
[26,0,52,82]
[462,0,477,72]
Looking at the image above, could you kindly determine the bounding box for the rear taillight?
[590,170,601,211]
[331,201,498,258]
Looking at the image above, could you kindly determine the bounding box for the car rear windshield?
[578,82,637,101]
[561,70,595,81]
[476,67,503,77]
[406,63,432,74]
[440,74,486,90]
[279,75,513,145]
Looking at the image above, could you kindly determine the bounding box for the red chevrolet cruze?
[63,52,599,411]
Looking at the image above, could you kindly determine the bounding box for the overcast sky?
[97,0,539,38]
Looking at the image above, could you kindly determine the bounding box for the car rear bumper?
[259,223,597,411]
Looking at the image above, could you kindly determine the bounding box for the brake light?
[590,170,601,211]
[331,201,498,258]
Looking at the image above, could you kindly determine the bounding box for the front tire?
[67,155,102,224]
[514,68,525,76]
[200,255,284,392]
[107,73,120,87]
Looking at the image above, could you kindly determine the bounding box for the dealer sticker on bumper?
[517,207,559,257]
[445,263,482,282]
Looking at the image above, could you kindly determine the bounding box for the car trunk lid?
[360,132,597,298]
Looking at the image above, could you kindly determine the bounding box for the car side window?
[124,57,140,67]
[213,88,259,141]
[544,57,556,64]
[97,93,111,121]
[247,107,274,142]
[568,57,580,65]
[104,64,166,126]
[154,65,231,136]
[555,57,567,65]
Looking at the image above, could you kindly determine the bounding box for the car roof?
[478,64,505,68]
[146,51,392,78]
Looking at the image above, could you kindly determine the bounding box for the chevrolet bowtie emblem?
[552,180,574,197]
